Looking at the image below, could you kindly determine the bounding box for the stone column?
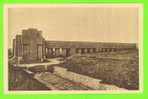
[87,48,90,53]
[13,39,16,57]
[102,48,104,52]
[45,48,48,54]
[90,48,92,53]
[55,48,60,57]
[62,48,66,57]
[99,48,102,52]
[45,48,48,58]
[52,48,56,56]
[78,48,82,54]
[66,48,70,57]
[93,48,96,53]
[84,48,87,54]
[59,48,62,56]
[106,48,109,52]
[70,48,76,55]
[96,48,99,53]
[81,48,84,54]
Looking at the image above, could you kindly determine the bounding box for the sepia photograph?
[4,4,143,93]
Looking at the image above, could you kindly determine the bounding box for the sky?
[8,5,139,48]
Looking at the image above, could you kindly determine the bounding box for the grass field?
[8,65,49,90]
[60,50,139,90]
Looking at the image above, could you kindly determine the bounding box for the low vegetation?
[61,50,139,90]
[8,65,49,90]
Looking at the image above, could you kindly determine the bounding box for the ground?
[8,65,50,90]
[60,50,139,90]
[8,49,139,90]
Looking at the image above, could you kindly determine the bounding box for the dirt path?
[16,58,63,68]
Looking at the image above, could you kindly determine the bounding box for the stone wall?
[13,28,137,62]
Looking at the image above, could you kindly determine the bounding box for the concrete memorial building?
[12,28,137,63]
[13,28,45,63]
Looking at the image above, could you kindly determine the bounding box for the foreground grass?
[8,65,49,90]
[60,50,139,90]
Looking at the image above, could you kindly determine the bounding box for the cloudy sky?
[8,5,139,48]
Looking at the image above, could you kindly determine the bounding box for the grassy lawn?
[60,50,139,90]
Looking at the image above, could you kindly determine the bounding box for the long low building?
[12,28,137,63]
